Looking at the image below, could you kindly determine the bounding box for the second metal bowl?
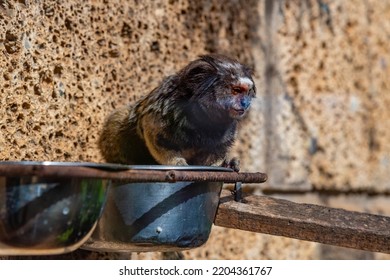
[83,166,230,252]
[0,161,110,255]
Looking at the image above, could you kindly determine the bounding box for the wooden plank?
[214,190,390,254]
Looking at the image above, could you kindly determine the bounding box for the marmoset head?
[177,54,256,121]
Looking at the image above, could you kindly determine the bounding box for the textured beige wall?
[0,0,257,162]
[1,0,390,259]
[263,0,390,193]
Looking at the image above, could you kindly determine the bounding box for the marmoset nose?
[240,96,251,110]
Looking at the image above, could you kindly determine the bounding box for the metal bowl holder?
[0,162,267,254]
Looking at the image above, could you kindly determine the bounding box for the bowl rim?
[0,161,232,172]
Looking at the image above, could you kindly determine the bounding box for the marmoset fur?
[99,54,256,171]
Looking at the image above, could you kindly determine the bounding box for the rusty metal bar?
[0,164,268,184]
[214,190,390,254]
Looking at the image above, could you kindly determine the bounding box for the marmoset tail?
[99,54,256,171]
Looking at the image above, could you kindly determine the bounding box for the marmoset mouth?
[230,108,245,117]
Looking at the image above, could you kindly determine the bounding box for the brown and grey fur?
[99,54,256,170]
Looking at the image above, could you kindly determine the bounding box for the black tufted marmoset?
[99,54,256,171]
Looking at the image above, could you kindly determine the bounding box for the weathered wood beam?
[214,190,390,254]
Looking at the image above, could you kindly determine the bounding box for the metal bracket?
[233,181,242,202]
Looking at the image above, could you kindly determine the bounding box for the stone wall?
[264,0,390,193]
[1,0,390,259]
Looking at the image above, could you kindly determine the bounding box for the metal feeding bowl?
[0,161,114,255]
[83,166,230,252]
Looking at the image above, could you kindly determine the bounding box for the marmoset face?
[200,56,256,120]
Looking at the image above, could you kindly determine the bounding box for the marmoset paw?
[222,157,240,172]
[173,157,188,166]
